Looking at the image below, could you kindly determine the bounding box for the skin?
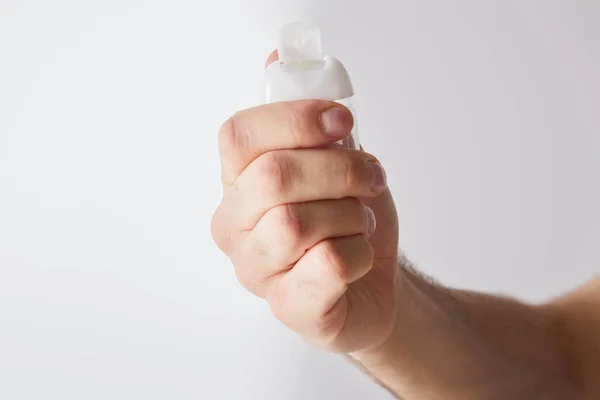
[211,51,600,399]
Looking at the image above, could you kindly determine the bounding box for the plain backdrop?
[1,1,599,399]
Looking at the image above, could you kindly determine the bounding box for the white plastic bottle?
[262,21,359,149]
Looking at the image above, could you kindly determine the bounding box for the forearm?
[349,260,580,399]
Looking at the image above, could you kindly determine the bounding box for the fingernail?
[319,106,352,137]
[368,161,387,193]
[364,206,376,237]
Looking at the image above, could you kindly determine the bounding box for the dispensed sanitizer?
[262,22,360,149]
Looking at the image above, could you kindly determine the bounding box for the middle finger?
[227,148,387,230]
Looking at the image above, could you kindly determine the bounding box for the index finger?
[218,54,354,185]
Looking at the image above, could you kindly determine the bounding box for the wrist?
[347,262,464,397]
[348,263,419,365]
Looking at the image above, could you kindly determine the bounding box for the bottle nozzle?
[277,21,323,65]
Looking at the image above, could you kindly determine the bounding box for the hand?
[211,57,400,354]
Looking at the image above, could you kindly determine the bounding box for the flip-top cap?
[264,22,355,103]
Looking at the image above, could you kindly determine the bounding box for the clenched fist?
[208,53,600,400]
[211,97,400,353]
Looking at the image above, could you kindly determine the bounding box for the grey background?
[1,1,598,398]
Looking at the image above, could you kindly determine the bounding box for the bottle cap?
[263,22,354,103]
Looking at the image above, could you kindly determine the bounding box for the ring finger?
[231,198,376,297]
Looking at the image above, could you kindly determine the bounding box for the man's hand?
[211,53,597,399]
[211,98,400,353]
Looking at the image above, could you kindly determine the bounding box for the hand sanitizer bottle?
[262,21,359,149]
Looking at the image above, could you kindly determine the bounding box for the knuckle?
[284,102,307,143]
[256,152,292,199]
[210,212,224,249]
[316,241,349,284]
[272,204,304,248]
[314,298,347,340]
[231,249,266,298]
[251,204,305,270]
[283,100,323,143]
[247,233,268,260]
[210,205,229,252]
[218,114,244,159]
[268,295,286,323]
[234,264,261,297]
[266,282,290,323]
